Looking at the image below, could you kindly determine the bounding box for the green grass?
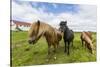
[11,31,96,66]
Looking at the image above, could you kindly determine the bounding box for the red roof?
[11,20,31,26]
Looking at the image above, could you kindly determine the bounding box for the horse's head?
[59,21,67,32]
[28,20,42,44]
[90,42,95,54]
[90,40,95,54]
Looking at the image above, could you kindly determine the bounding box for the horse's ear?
[37,20,40,26]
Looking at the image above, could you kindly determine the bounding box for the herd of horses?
[28,20,95,60]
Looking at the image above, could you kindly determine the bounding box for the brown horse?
[80,32,94,54]
[28,20,62,59]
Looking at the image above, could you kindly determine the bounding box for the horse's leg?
[48,45,51,55]
[53,43,58,53]
[67,42,70,55]
[47,43,51,60]
[57,42,59,48]
[53,44,57,60]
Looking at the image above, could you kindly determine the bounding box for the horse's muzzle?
[28,40,36,44]
[28,40,33,44]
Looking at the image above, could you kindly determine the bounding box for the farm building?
[10,20,31,31]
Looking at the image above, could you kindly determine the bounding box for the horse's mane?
[28,21,58,41]
[28,22,38,37]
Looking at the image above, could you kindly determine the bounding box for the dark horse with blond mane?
[28,20,62,59]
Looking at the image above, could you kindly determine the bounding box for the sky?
[12,0,97,32]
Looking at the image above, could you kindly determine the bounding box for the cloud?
[12,1,97,32]
[12,1,56,23]
[52,3,58,8]
[12,1,38,22]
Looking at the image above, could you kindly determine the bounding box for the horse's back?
[81,32,92,43]
[84,32,92,40]
[81,32,92,41]
[42,23,60,44]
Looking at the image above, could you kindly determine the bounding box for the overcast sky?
[12,0,97,32]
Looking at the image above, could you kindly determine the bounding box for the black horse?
[59,21,74,55]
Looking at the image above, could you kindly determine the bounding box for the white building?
[10,20,31,31]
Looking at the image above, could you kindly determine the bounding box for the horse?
[81,31,92,46]
[80,32,94,54]
[28,20,62,59]
[59,21,74,55]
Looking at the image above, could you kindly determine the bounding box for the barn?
[10,20,31,31]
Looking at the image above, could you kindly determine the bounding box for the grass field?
[11,31,96,66]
